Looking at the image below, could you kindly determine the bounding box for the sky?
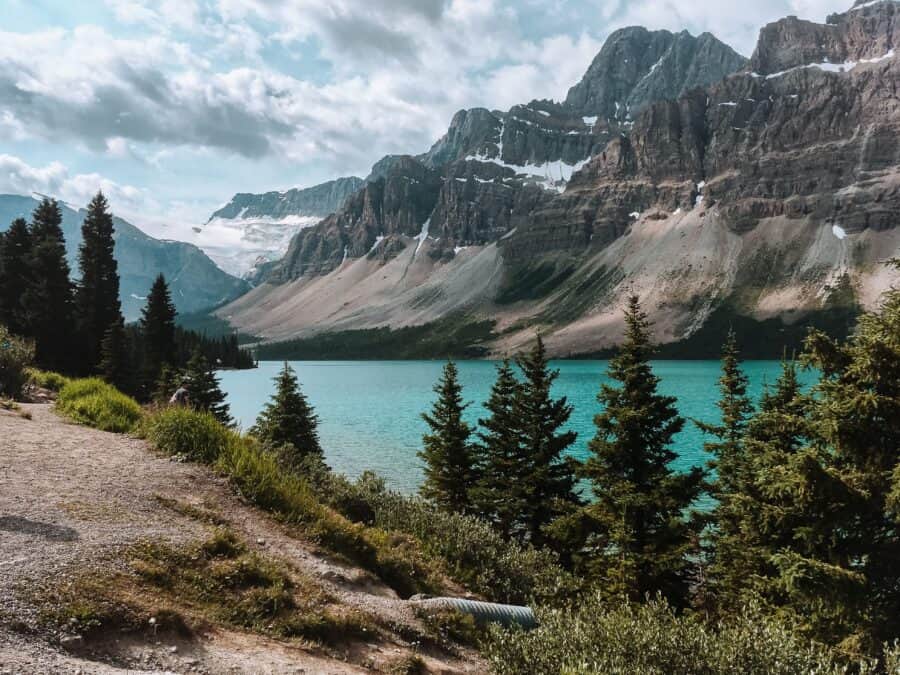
[0,0,852,240]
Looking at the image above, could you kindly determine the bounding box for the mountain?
[0,194,250,321]
[219,9,900,357]
[197,177,363,277]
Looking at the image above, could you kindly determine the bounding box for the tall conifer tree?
[99,317,132,393]
[515,336,580,549]
[251,362,323,467]
[695,329,754,607]
[26,199,76,372]
[182,349,231,425]
[577,295,705,606]
[419,361,475,514]
[471,360,526,538]
[0,218,33,335]
[140,274,177,389]
[77,191,122,369]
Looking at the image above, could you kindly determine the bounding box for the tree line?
[418,288,900,659]
[0,194,254,402]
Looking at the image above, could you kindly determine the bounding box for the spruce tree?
[182,349,231,425]
[99,317,132,393]
[578,295,705,606]
[419,361,475,514]
[251,362,323,467]
[25,199,76,372]
[0,218,33,335]
[471,360,526,538]
[77,191,122,370]
[695,329,754,609]
[515,336,580,550]
[140,274,177,390]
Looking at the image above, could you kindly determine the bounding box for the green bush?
[141,407,231,463]
[57,378,143,433]
[26,368,71,392]
[313,471,578,606]
[484,595,887,675]
[142,407,441,598]
[0,325,34,399]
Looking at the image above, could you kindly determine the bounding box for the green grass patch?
[256,315,496,360]
[57,378,143,433]
[141,407,230,463]
[26,368,72,392]
[142,407,443,598]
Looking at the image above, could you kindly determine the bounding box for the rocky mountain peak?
[751,0,900,75]
[564,27,747,120]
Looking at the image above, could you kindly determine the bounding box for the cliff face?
[221,4,900,356]
[268,27,745,284]
[210,177,364,221]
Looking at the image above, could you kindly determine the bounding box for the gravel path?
[0,404,485,674]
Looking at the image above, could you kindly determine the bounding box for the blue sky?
[0,0,850,239]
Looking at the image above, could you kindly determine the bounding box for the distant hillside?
[0,194,250,321]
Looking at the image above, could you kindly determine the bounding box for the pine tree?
[182,349,231,425]
[77,191,122,370]
[251,362,323,467]
[515,336,580,550]
[0,218,33,335]
[695,329,754,608]
[578,295,705,606]
[471,360,526,538]
[25,199,76,372]
[419,361,475,514]
[153,364,179,404]
[99,317,132,393]
[140,274,177,390]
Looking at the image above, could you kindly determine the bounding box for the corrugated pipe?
[412,597,537,629]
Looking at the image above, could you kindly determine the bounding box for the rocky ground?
[0,404,485,674]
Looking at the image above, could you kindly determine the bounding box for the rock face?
[0,194,249,321]
[564,27,748,121]
[199,177,364,278]
[267,27,745,285]
[221,4,900,356]
[209,177,364,221]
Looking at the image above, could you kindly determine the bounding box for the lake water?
[219,360,812,494]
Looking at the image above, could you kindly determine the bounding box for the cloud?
[0,153,157,225]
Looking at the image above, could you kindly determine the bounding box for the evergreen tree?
[140,274,177,390]
[182,349,231,425]
[471,360,526,538]
[419,361,475,514]
[515,336,580,550]
[153,364,179,404]
[251,362,323,466]
[695,329,754,609]
[77,191,122,369]
[577,295,705,606]
[99,317,132,393]
[734,280,900,653]
[0,218,33,335]
[25,199,76,372]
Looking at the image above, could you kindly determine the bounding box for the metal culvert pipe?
[412,597,537,629]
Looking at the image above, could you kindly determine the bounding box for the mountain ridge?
[218,5,900,357]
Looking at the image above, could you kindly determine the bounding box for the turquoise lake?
[219,360,812,494]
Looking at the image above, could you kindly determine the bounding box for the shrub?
[26,368,71,392]
[141,407,231,463]
[57,377,143,433]
[0,325,34,399]
[484,595,884,675]
[142,407,441,598]
[313,472,578,606]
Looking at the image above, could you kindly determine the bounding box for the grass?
[38,528,374,647]
[142,406,444,598]
[26,368,72,392]
[56,378,143,433]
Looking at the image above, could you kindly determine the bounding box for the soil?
[0,404,486,674]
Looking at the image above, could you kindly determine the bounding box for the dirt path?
[0,404,485,674]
